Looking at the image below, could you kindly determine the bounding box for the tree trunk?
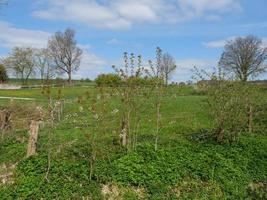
[68,71,72,85]
[0,109,11,130]
[165,74,168,85]
[216,127,224,143]
[27,120,39,157]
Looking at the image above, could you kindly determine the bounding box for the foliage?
[207,81,248,142]
[2,47,35,84]
[95,73,122,87]
[94,135,267,199]
[0,83,266,199]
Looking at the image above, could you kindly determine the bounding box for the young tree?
[48,28,83,84]
[3,47,35,84]
[219,35,267,82]
[160,53,177,85]
[34,48,55,83]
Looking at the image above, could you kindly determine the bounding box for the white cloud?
[176,58,217,69]
[33,0,131,30]
[178,0,241,13]
[203,36,236,48]
[0,21,51,48]
[172,58,217,82]
[73,50,109,80]
[32,0,241,30]
[262,38,267,47]
[106,38,122,45]
[204,36,267,48]
[240,22,267,29]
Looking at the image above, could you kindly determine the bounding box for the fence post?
[27,120,39,157]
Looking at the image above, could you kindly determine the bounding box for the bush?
[95,73,165,87]
[125,76,164,86]
[0,64,8,83]
[95,74,122,87]
[206,81,261,142]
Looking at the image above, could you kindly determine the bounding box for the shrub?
[143,77,164,86]
[0,64,8,83]
[95,74,122,87]
[125,76,164,86]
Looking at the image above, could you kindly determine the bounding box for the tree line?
[0,30,267,85]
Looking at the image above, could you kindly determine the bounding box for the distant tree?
[34,48,55,83]
[3,47,35,84]
[48,28,83,84]
[219,35,267,82]
[0,63,8,83]
[160,53,177,85]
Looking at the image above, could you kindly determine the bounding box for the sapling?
[147,47,164,151]
[43,84,64,181]
[112,52,145,151]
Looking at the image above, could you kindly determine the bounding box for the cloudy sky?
[0,0,267,81]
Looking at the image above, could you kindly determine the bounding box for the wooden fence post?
[27,120,39,157]
[0,110,11,138]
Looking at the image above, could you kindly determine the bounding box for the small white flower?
[111,109,119,115]
[93,114,99,120]
[79,106,84,112]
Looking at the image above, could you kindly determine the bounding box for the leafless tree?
[48,28,82,84]
[160,53,177,85]
[3,47,35,84]
[34,48,55,82]
[219,35,267,82]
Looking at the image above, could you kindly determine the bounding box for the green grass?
[0,85,266,199]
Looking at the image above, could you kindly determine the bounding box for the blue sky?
[0,0,267,81]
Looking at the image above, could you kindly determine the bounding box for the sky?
[0,0,267,82]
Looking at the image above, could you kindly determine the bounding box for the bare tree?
[3,47,35,84]
[160,53,177,85]
[48,28,82,84]
[34,48,55,83]
[219,35,267,82]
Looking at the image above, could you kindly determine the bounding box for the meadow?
[0,84,266,199]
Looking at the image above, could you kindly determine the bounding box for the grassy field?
[0,85,266,199]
